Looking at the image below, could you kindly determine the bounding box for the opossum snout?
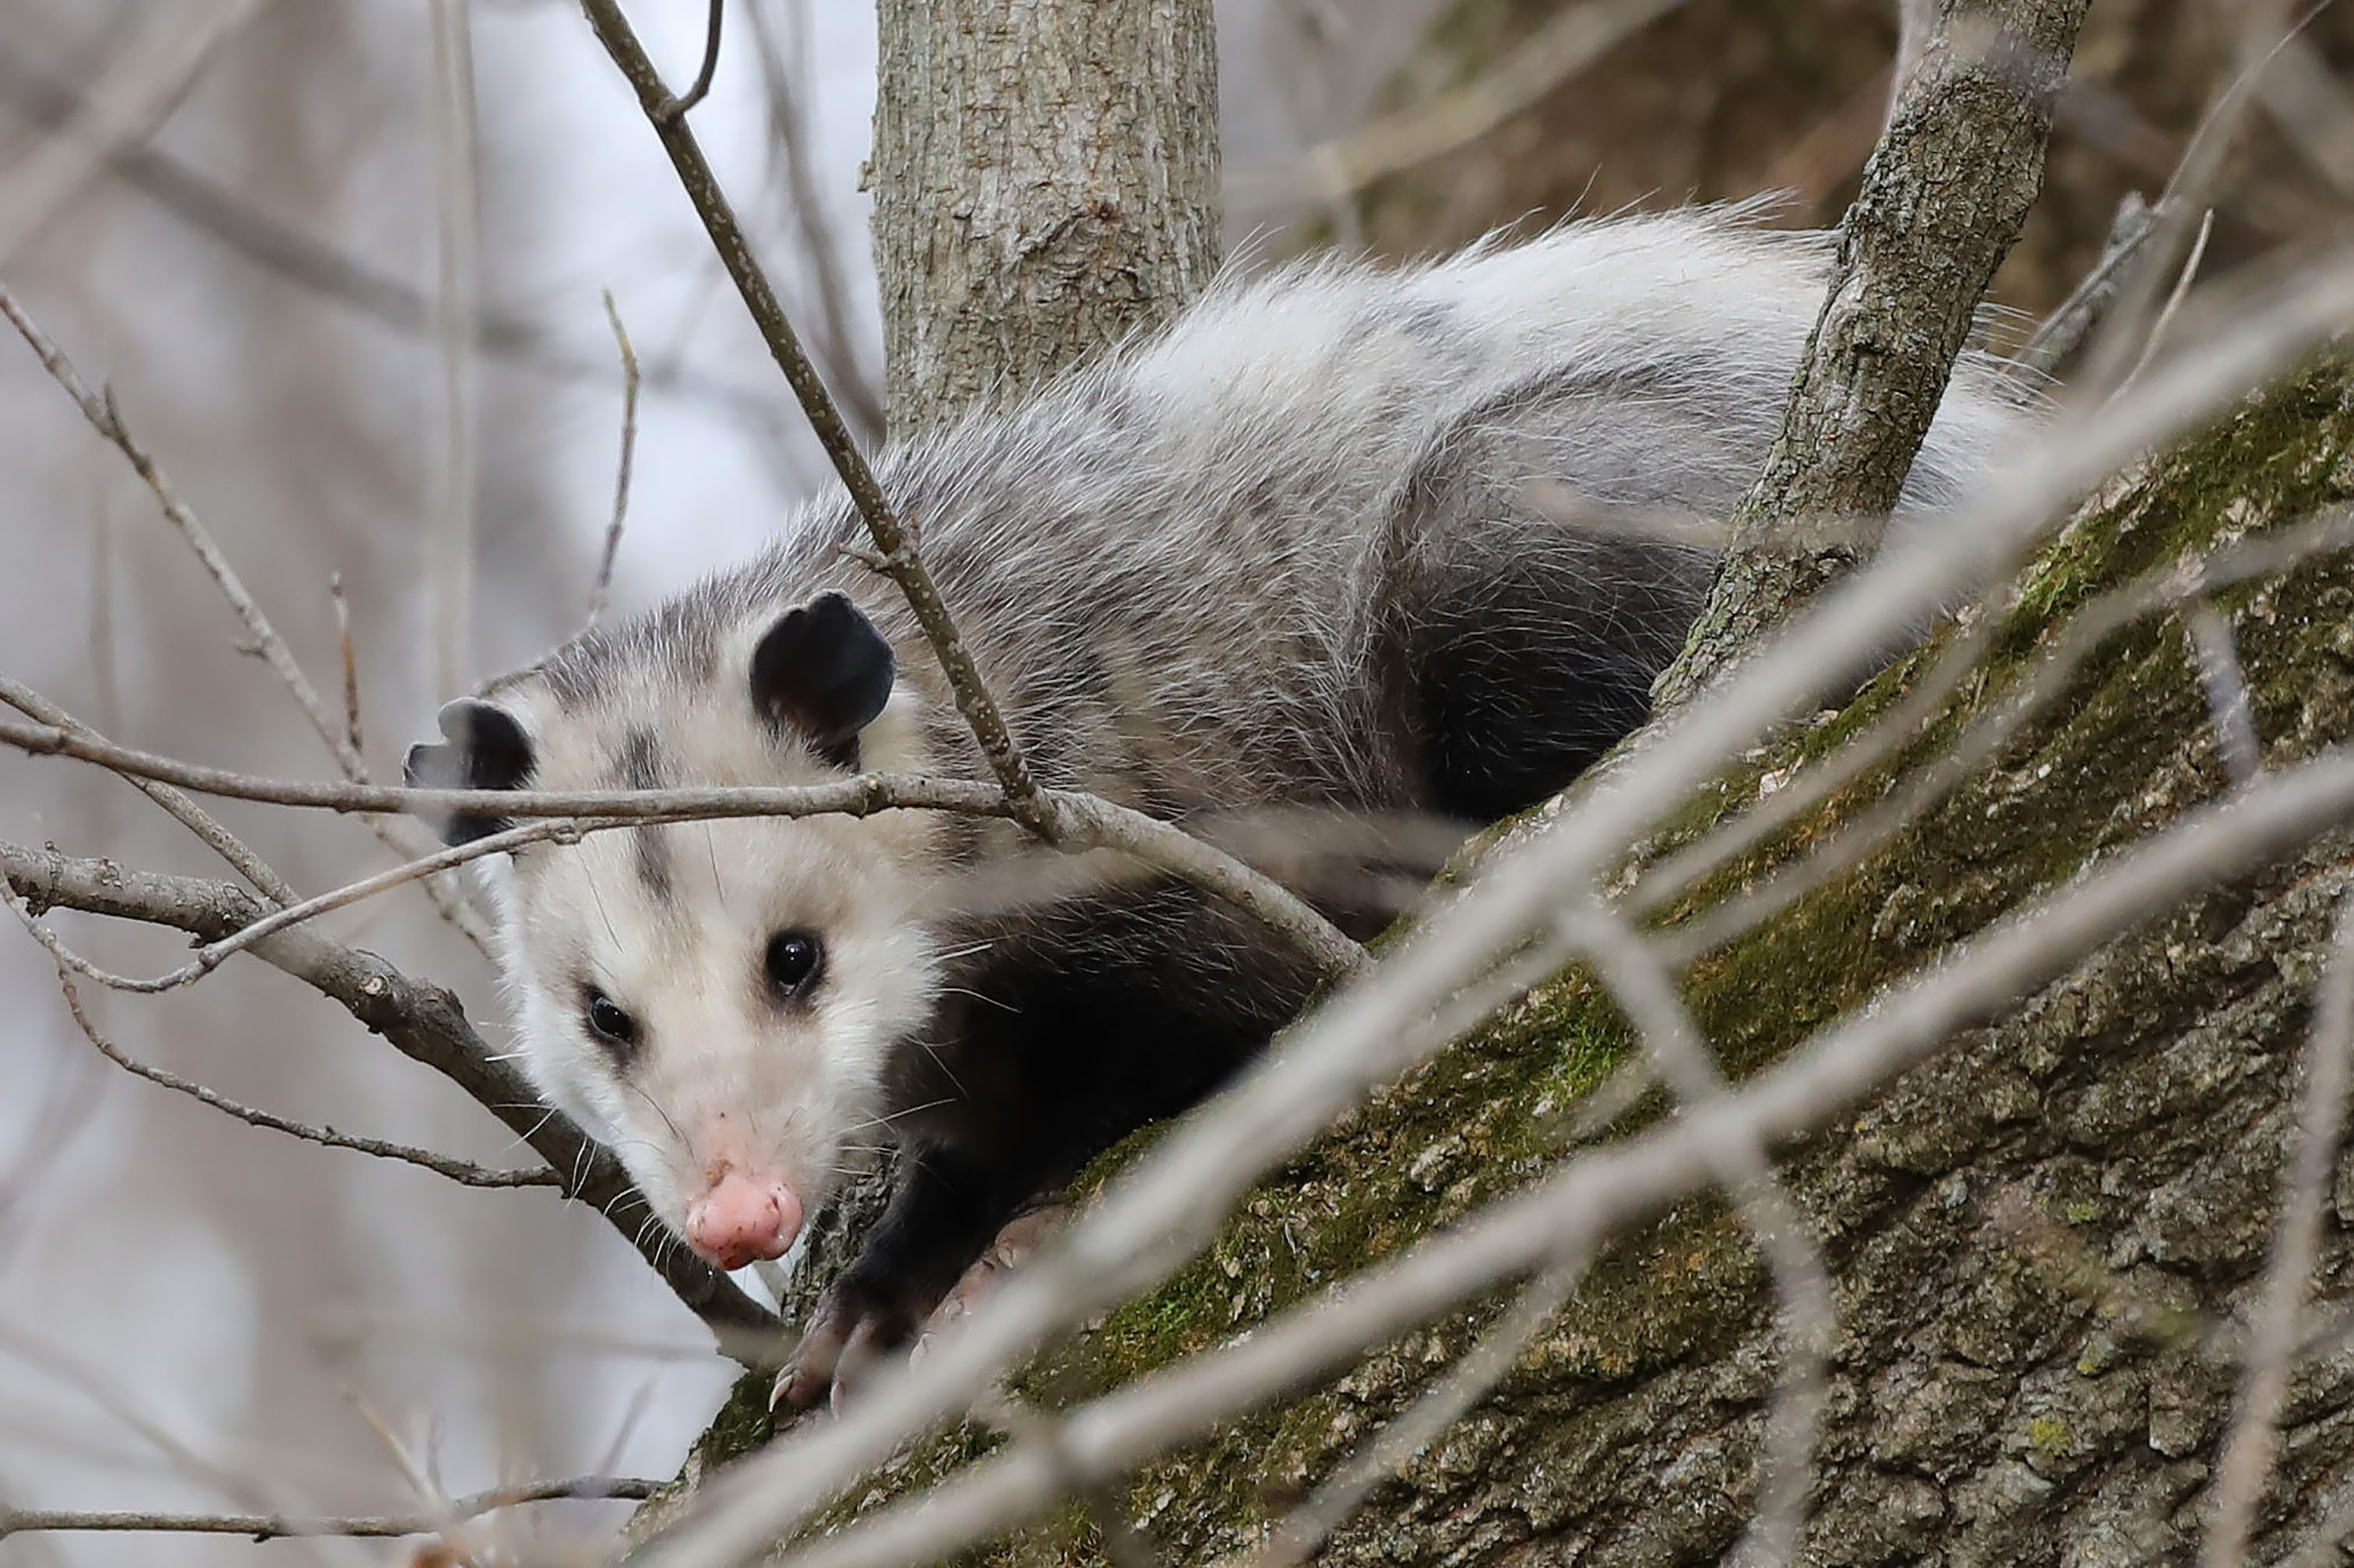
[684,1171,805,1271]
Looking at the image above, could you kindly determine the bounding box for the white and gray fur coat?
[409,206,2030,1401]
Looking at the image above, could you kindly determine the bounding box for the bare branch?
[1239,1265,1587,1568]
[0,673,297,906]
[2186,594,2261,789]
[330,571,363,761]
[2116,205,2214,397]
[577,0,1052,837]
[0,713,1366,980]
[744,1,885,442]
[2,816,584,993]
[656,0,727,124]
[587,288,643,631]
[0,1475,661,1542]
[0,837,772,1337]
[2017,189,2157,375]
[0,273,496,953]
[42,964,559,1189]
[2074,0,2298,400]
[1571,900,1833,1568]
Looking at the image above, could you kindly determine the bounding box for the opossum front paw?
[773,1274,932,1412]
[769,1203,1073,1411]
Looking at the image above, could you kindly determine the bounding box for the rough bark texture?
[870,0,1221,432]
[734,365,2354,1566]
[1649,0,2088,709]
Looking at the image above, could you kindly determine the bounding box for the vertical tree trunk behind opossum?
[869,0,1224,433]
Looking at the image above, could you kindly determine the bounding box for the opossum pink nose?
[684,1174,805,1271]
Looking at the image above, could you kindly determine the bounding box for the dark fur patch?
[615,725,675,903]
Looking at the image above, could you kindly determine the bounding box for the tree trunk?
[869,0,1221,432]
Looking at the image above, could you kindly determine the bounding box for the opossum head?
[406,591,946,1272]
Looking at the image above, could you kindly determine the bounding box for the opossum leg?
[774,1141,1034,1410]
[914,1198,1071,1349]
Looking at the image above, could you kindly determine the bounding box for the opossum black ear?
[749,591,895,765]
[403,699,534,847]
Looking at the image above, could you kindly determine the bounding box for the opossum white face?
[408,593,945,1272]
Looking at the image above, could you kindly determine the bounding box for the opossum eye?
[764,931,824,999]
[583,989,640,1055]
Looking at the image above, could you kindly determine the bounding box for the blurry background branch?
[0,836,772,1339]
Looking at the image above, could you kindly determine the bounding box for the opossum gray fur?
[406,206,2032,1401]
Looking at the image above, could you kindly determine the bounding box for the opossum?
[406,207,2029,1403]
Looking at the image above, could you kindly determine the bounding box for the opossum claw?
[771,1203,1073,1410]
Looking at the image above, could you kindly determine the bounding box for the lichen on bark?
[765,366,2354,1568]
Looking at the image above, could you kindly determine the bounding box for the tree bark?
[870,0,1221,431]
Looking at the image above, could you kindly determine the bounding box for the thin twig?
[0,674,297,907]
[2186,594,2262,788]
[0,714,1366,979]
[2074,0,2298,400]
[330,571,363,760]
[0,837,774,1337]
[1570,900,1832,1568]
[1,817,585,992]
[587,288,642,629]
[0,1475,661,1541]
[0,276,495,953]
[43,964,559,1189]
[578,0,1052,837]
[745,0,885,442]
[2116,206,2215,399]
[657,0,728,123]
[2202,894,2354,1568]
[1239,1264,1586,1568]
[2017,190,2158,375]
